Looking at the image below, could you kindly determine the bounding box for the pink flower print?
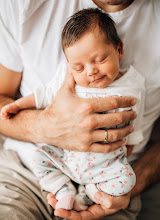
[88,163,95,168]
[124,180,127,184]
[59,160,63,163]
[121,183,125,188]
[87,163,94,168]
[99,183,107,190]
[33,159,37,164]
[114,152,117,156]
[36,146,46,152]
[89,172,92,175]
[93,156,96,160]
[88,153,91,156]
[121,167,130,175]
[46,160,52,166]
[89,177,94,182]
[50,152,54,156]
[100,171,106,178]
[104,163,109,168]
[88,158,93,162]
[70,153,75,158]
[98,183,102,189]
[60,165,66,172]
[61,168,66,172]
[129,172,133,176]
[112,184,115,188]
[55,155,59,159]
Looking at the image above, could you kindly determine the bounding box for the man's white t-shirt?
[0,0,160,162]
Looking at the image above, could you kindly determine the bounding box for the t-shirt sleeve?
[34,61,67,109]
[0,1,23,72]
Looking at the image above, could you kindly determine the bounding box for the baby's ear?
[118,41,123,61]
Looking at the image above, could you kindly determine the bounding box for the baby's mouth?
[92,75,105,83]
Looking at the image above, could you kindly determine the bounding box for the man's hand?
[47,191,130,220]
[0,64,136,152]
[38,72,137,153]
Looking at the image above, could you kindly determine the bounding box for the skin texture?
[93,0,134,12]
[65,27,123,88]
[0,0,159,219]
[0,63,136,152]
[46,0,160,219]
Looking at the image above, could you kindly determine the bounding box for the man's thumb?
[94,191,110,208]
[63,71,76,92]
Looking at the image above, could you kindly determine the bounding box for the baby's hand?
[1,102,20,119]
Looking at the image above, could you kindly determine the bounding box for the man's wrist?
[131,141,160,197]
[28,109,45,143]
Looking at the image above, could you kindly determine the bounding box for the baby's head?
[61,8,123,88]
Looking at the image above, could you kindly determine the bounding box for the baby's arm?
[1,94,36,119]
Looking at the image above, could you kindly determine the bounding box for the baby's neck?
[115,72,122,81]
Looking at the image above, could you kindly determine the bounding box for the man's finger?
[89,140,125,154]
[94,191,130,210]
[85,96,136,112]
[54,204,106,220]
[92,125,134,144]
[47,193,57,209]
[54,209,82,220]
[94,111,137,129]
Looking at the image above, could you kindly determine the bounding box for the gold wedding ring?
[104,130,108,143]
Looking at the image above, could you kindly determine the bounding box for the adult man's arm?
[131,140,160,197]
[0,64,136,153]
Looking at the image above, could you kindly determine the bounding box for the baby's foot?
[55,181,77,210]
[73,185,93,211]
[55,194,75,210]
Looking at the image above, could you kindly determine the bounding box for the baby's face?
[65,27,123,88]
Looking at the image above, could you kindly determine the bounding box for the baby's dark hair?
[61,8,121,51]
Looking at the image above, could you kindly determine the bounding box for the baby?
[1,8,145,211]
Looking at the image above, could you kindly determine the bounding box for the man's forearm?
[131,141,160,197]
[0,95,42,143]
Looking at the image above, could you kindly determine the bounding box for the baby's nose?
[87,64,99,76]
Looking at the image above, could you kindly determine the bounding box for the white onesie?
[29,61,145,199]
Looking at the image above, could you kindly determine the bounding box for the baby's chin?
[88,81,110,89]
